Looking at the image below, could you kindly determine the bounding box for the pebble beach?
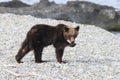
[0,13,120,80]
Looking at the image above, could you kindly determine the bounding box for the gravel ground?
[0,13,120,80]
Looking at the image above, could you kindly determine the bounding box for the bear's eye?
[64,27,69,32]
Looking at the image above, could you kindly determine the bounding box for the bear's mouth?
[69,43,76,47]
[66,40,76,47]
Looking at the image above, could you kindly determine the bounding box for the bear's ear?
[64,27,69,32]
[75,26,79,31]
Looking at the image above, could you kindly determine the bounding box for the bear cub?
[15,24,79,63]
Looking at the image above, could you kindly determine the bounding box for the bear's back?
[29,24,64,46]
[31,24,64,36]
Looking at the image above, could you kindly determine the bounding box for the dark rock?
[0,0,30,8]
[65,1,120,30]
[50,12,72,21]
[32,0,56,9]
[40,0,51,6]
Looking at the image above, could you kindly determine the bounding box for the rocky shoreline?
[0,0,120,31]
[0,13,120,79]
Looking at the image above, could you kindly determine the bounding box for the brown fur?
[15,24,79,63]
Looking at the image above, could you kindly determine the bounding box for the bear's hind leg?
[15,45,31,63]
[34,47,46,63]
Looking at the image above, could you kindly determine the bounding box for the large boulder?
[0,0,30,8]
[65,1,120,30]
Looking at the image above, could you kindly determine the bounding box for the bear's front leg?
[34,47,46,63]
[55,48,65,63]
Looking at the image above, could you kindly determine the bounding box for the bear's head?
[63,25,79,47]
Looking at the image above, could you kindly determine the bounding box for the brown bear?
[15,24,79,63]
